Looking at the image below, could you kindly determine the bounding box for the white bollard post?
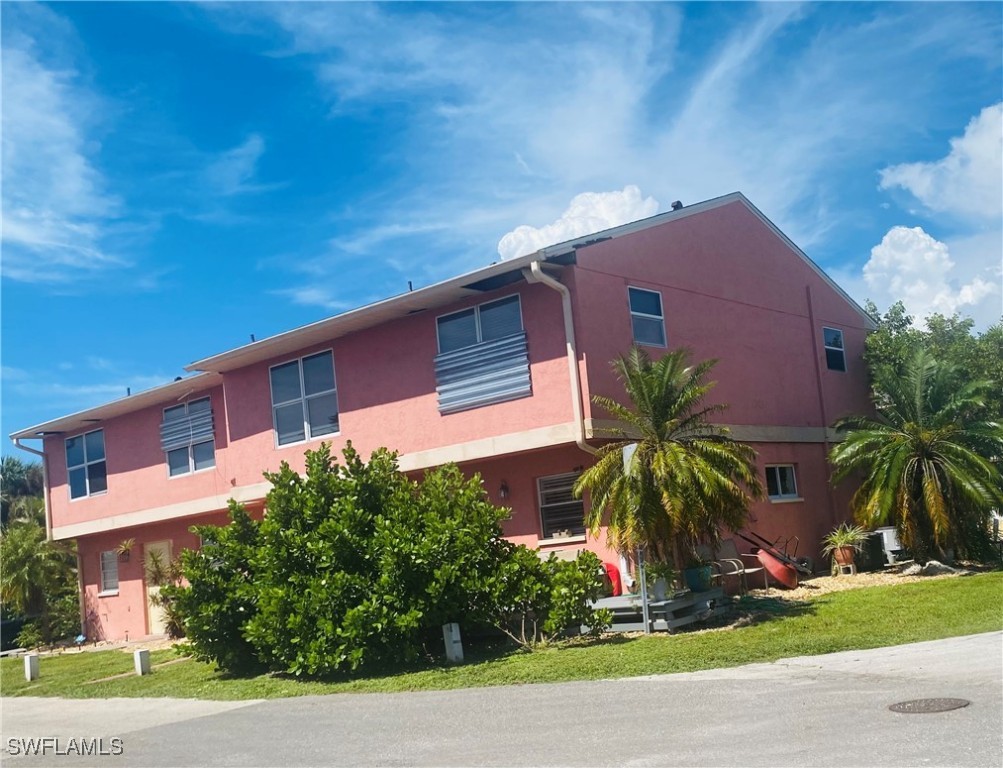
[24,653,39,682]
[134,648,151,676]
[442,622,464,664]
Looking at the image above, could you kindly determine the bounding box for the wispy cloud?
[1,6,123,283]
[203,133,284,197]
[271,286,357,312]
[3,361,171,435]
[202,3,1001,327]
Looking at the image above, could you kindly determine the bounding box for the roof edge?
[186,193,748,373]
[9,371,223,441]
[732,194,877,330]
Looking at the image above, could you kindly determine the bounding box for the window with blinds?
[436,295,523,354]
[99,550,119,592]
[434,295,531,413]
[160,396,215,476]
[537,472,586,539]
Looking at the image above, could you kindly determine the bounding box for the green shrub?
[176,443,612,676]
[166,501,262,674]
[14,621,43,650]
[488,547,612,647]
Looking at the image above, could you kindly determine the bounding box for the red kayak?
[756,548,799,589]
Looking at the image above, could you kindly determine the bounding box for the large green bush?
[166,501,262,674]
[173,443,610,676]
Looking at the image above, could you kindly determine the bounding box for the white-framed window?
[66,429,107,500]
[628,287,666,347]
[436,295,523,354]
[270,350,339,446]
[823,327,846,372]
[766,465,799,501]
[99,550,119,593]
[163,397,215,477]
[538,472,586,539]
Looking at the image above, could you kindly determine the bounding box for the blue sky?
[2,2,1001,452]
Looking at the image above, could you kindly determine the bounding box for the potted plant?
[116,538,136,562]
[645,561,677,600]
[821,523,868,573]
[682,556,714,593]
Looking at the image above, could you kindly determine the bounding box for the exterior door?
[144,540,172,635]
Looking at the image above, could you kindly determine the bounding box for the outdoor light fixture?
[499,480,510,500]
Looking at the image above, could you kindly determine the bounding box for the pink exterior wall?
[47,281,576,531]
[566,201,873,564]
[40,197,878,640]
[461,444,612,560]
[46,386,229,529]
[77,510,232,642]
[218,280,573,482]
[571,201,872,426]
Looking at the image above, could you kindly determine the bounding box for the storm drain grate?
[889,698,971,714]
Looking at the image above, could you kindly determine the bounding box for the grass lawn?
[3,572,1000,701]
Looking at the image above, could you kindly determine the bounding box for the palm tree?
[1,456,43,527]
[830,348,1003,563]
[0,521,74,618]
[574,347,763,569]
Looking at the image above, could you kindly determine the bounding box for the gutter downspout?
[524,261,596,456]
[805,286,838,526]
[12,438,53,542]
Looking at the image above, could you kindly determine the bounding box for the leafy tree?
[244,444,415,675]
[831,348,1003,563]
[864,301,1002,419]
[574,347,763,570]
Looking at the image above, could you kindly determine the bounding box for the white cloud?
[204,3,1002,314]
[0,17,123,283]
[879,103,1003,222]
[205,134,270,196]
[863,226,999,325]
[497,186,659,261]
[272,287,356,312]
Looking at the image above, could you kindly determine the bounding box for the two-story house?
[11,192,874,641]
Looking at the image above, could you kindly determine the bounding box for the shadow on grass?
[179,597,819,688]
[723,594,817,628]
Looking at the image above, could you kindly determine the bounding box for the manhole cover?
[889,698,971,713]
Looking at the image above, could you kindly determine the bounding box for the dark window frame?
[765,464,799,501]
[823,327,846,372]
[269,350,339,447]
[65,429,107,500]
[628,286,667,347]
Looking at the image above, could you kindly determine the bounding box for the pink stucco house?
[12,193,874,641]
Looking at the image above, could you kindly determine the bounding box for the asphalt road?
[2,632,1001,767]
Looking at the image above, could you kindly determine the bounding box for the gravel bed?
[751,563,975,602]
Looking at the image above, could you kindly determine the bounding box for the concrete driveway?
[2,631,1000,767]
